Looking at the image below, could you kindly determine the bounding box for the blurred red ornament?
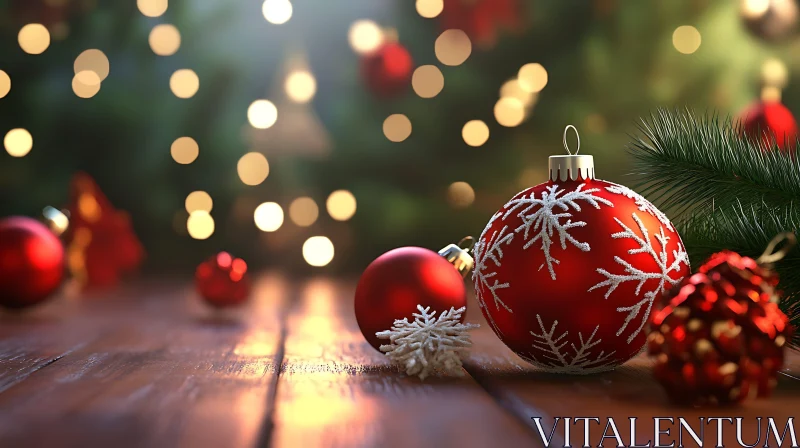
[195,252,251,308]
[355,245,469,351]
[9,0,71,27]
[440,0,522,47]
[647,244,793,406]
[0,216,64,309]
[63,173,144,289]
[361,42,413,98]
[739,101,798,152]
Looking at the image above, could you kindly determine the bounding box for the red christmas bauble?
[0,216,65,309]
[355,247,467,351]
[360,42,413,98]
[440,0,522,47]
[740,101,798,152]
[195,252,251,308]
[474,147,690,374]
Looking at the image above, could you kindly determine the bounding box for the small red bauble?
[473,128,690,374]
[647,250,791,406]
[440,0,521,46]
[0,216,65,309]
[360,42,413,98]
[355,246,467,351]
[739,101,798,152]
[195,252,251,308]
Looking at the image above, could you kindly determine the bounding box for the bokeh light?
[741,0,770,18]
[416,0,444,18]
[247,100,278,129]
[72,72,101,98]
[326,190,357,221]
[448,181,475,208]
[762,85,782,102]
[254,202,284,232]
[303,236,334,267]
[187,211,215,240]
[289,197,319,227]
[185,190,213,213]
[348,20,384,54]
[673,26,701,54]
[383,114,412,142]
[149,24,181,56]
[74,49,109,83]
[137,0,167,17]
[78,194,101,223]
[412,65,445,98]
[0,71,10,99]
[285,71,317,103]
[518,63,548,93]
[170,69,199,99]
[762,58,788,88]
[18,24,50,55]
[262,0,293,25]
[500,79,535,106]
[4,128,32,157]
[435,29,472,66]
[494,98,525,127]
[171,137,199,164]
[237,152,270,186]
[462,120,490,147]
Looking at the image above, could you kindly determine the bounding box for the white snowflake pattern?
[376,305,479,380]
[524,315,617,374]
[473,213,515,335]
[588,213,689,344]
[502,184,614,280]
[605,183,673,231]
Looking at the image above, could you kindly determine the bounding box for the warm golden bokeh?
[383,114,412,142]
[302,236,334,267]
[673,25,702,54]
[4,128,33,157]
[518,63,548,93]
[171,137,199,164]
[348,20,384,54]
[247,100,278,129]
[185,190,213,213]
[462,120,490,147]
[254,202,284,232]
[137,0,168,17]
[170,69,199,99]
[447,181,475,208]
[762,58,788,88]
[187,211,215,240]
[289,197,319,227]
[285,71,317,103]
[72,72,101,98]
[0,71,10,99]
[237,152,270,186]
[416,0,444,18]
[435,29,472,66]
[74,49,109,83]
[326,190,357,221]
[412,65,445,98]
[494,97,525,127]
[500,79,536,107]
[262,0,293,25]
[18,24,50,55]
[149,24,181,56]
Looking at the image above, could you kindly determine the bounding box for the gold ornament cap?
[438,236,475,279]
[549,125,595,182]
[41,206,70,236]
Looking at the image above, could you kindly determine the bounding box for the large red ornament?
[360,42,413,99]
[0,216,65,309]
[473,127,690,374]
[647,248,791,405]
[739,100,797,152]
[195,252,251,308]
[355,246,468,351]
[440,0,522,47]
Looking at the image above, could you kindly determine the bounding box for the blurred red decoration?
[8,0,82,28]
[63,173,144,289]
[739,100,798,152]
[0,216,65,309]
[195,252,251,308]
[647,249,792,406]
[440,0,522,47]
[361,42,413,98]
[355,246,468,351]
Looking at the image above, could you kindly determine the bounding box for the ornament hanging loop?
[458,236,475,252]
[757,232,797,265]
[563,125,580,155]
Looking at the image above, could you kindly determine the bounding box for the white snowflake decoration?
[472,215,514,335]
[605,183,673,231]
[376,305,479,380]
[501,184,614,280]
[525,315,617,374]
[588,213,689,344]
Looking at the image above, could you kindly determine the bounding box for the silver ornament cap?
[549,125,595,182]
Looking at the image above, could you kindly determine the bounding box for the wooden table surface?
[0,274,798,448]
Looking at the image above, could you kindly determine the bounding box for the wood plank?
[0,274,290,448]
[270,278,537,448]
[463,295,800,448]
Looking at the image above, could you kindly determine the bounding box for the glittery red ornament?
[0,216,65,309]
[440,0,522,47]
[355,246,468,351]
[647,249,792,406]
[360,42,413,99]
[740,101,798,152]
[473,127,690,374]
[195,252,251,308]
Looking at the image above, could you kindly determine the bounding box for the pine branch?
[628,109,800,216]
